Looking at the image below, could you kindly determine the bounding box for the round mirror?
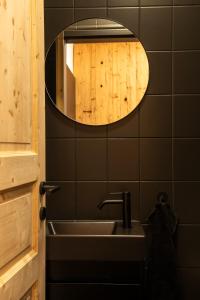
[46,18,149,126]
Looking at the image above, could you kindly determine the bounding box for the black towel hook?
[157,192,168,204]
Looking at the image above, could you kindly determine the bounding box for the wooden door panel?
[0,0,32,144]
[0,192,32,269]
[0,251,38,299]
[21,289,32,300]
[0,0,45,299]
[0,153,38,191]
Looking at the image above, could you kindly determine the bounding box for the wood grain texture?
[0,0,31,143]
[65,65,76,119]
[20,288,32,300]
[0,194,32,269]
[73,41,149,125]
[0,153,38,192]
[0,0,45,299]
[0,185,31,205]
[30,0,46,298]
[56,32,64,112]
[0,250,38,300]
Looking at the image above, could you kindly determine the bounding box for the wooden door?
[0,1,45,299]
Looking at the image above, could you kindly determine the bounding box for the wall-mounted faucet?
[97,191,132,228]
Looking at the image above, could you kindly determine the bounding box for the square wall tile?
[108,0,139,6]
[140,7,172,50]
[75,0,106,7]
[74,8,107,22]
[141,0,172,5]
[140,182,172,223]
[140,138,172,180]
[46,139,75,181]
[76,139,107,180]
[107,8,139,36]
[108,138,139,180]
[76,123,107,138]
[46,182,76,220]
[46,101,76,138]
[45,0,73,7]
[108,182,140,219]
[174,52,200,94]
[174,0,200,4]
[45,9,74,50]
[174,182,200,224]
[173,139,200,180]
[108,108,139,138]
[174,7,200,50]
[146,52,172,94]
[177,268,200,300]
[176,225,200,267]
[173,95,200,138]
[77,182,108,219]
[140,95,172,137]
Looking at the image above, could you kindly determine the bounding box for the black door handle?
[40,207,46,221]
[39,181,60,195]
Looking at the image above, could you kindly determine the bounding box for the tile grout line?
[45,5,200,9]
[47,136,200,140]
[138,0,141,220]
[73,0,75,21]
[106,0,108,17]
[74,136,78,219]
[47,180,200,183]
[73,0,78,219]
[44,3,200,8]
[172,0,175,210]
[106,125,109,205]
[105,0,109,204]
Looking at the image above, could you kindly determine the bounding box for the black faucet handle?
[109,191,131,197]
[109,191,124,196]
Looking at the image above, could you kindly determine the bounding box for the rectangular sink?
[47,220,145,262]
[48,221,116,236]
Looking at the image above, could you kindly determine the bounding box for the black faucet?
[97,191,132,228]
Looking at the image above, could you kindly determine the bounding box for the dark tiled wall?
[45,1,200,298]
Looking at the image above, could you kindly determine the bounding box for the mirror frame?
[45,17,149,126]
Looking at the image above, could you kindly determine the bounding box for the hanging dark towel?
[145,192,180,300]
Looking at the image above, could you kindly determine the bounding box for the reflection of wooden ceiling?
[72,41,149,125]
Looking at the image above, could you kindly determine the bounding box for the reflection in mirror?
[46,18,149,126]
